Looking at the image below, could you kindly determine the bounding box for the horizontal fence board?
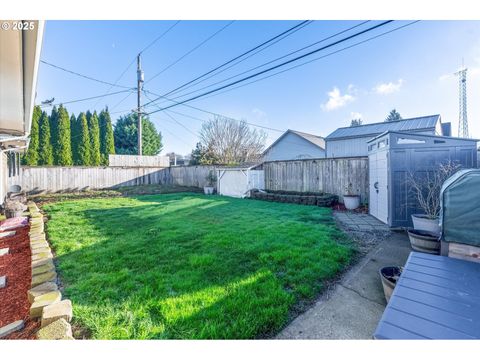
[264,157,369,203]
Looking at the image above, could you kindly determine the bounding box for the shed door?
[369,151,388,224]
[376,150,389,224]
[369,153,379,219]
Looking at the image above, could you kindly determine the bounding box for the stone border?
[27,201,74,340]
[251,190,338,207]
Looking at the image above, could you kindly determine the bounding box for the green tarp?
[440,169,480,246]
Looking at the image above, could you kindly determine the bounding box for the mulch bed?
[0,224,39,339]
[333,203,369,213]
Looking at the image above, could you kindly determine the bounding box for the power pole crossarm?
[137,54,144,155]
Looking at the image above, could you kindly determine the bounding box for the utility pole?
[455,61,469,138]
[137,54,144,155]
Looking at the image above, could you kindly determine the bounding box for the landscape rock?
[31,270,57,287]
[0,275,6,289]
[32,261,55,276]
[0,320,24,338]
[31,241,49,250]
[0,247,9,256]
[32,257,53,268]
[30,291,62,318]
[0,231,16,238]
[28,282,58,303]
[30,234,47,242]
[37,318,72,340]
[41,300,73,327]
[31,251,53,262]
[31,246,51,255]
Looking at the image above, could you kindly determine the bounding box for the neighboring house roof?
[263,129,325,154]
[325,114,442,140]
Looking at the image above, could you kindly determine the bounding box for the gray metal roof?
[289,130,325,149]
[263,129,325,154]
[326,114,441,140]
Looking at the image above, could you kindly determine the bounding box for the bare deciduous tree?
[198,115,267,165]
[407,161,461,219]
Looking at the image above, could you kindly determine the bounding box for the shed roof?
[263,129,325,154]
[326,114,441,140]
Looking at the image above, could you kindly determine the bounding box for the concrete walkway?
[276,218,412,339]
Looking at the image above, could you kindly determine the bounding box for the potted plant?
[343,182,360,210]
[204,170,217,195]
[406,228,440,254]
[379,266,402,302]
[408,162,460,236]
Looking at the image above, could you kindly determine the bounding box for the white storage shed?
[216,165,264,198]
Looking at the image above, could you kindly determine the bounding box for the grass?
[43,193,354,339]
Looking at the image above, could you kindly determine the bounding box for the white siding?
[264,132,325,161]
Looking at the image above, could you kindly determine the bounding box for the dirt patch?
[0,225,40,339]
[30,185,203,205]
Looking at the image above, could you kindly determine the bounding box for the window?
[397,137,426,145]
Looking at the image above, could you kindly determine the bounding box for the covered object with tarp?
[440,169,480,247]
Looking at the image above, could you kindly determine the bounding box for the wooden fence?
[8,165,218,193]
[264,157,369,203]
[9,166,168,193]
[108,154,169,167]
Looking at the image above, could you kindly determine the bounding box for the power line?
[145,21,236,84]
[150,20,370,105]
[139,20,181,55]
[156,20,313,100]
[40,60,132,89]
[143,88,284,133]
[144,20,394,115]
[39,89,134,108]
[196,21,421,102]
[93,21,182,109]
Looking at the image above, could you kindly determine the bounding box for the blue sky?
[37,20,480,155]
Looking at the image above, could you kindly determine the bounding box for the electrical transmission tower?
[455,66,469,138]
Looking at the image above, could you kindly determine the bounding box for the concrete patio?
[276,212,412,339]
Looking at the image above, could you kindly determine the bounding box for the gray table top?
[374,252,480,339]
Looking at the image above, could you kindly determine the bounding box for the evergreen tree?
[38,111,54,165]
[70,114,79,165]
[88,111,101,166]
[385,109,402,122]
[49,106,59,160]
[23,105,41,165]
[114,113,163,155]
[53,105,73,165]
[99,107,115,165]
[76,112,92,165]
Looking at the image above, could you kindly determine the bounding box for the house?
[263,129,326,162]
[0,21,44,204]
[325,114,450,158]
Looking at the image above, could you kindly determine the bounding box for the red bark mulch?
[0,224,40,339]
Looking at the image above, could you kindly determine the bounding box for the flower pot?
[411,214,440,235]
[407,228,440,254]
[379,266,402,303]
[203,186,214,195]
[5,209,25,219]
[343,195,360,210]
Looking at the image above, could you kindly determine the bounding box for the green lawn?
[43,193,354,339]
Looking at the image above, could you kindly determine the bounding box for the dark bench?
[374,252,480,339]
